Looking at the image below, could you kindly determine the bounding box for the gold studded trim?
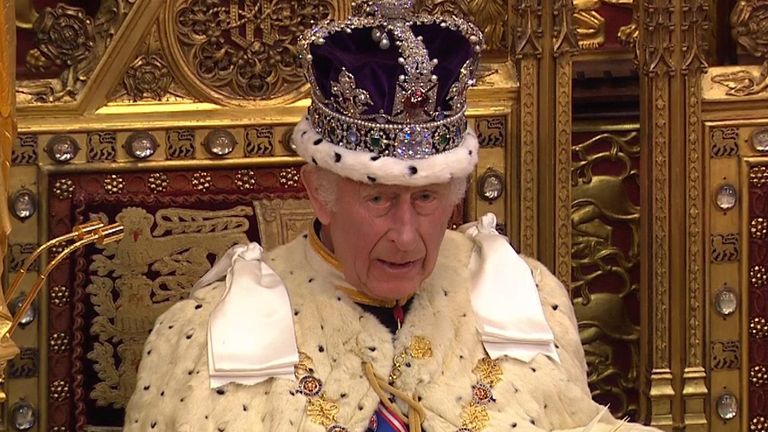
[389,336,433,383]
[456,357,503,432]
[294,352,348,431]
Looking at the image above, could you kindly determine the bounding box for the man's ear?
[301,164,333,224]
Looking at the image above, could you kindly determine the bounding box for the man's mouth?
[377,259,419,272]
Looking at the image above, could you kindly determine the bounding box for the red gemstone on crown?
[403,88,429,111]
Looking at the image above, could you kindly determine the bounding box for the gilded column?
[639,0,675,429]
[513,0,543,257]
[680,1,710,430]
[0,0,21,402]
[553,0,578,285]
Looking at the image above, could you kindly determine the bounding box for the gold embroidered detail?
[294,351,313,377]
[460,404,490,431]
[389,336,433,383]
[456,357,503,432]
[307,396,340,427]
[409,336,433,359]
[472,357,502,387]
[294,351,349,431]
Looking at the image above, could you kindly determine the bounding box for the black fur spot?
[408,166,418,175]
[334,152,342,162]
[312,157,318,165]
[370,155,381,161]
[367,176,377,183]
[313,138,323,146]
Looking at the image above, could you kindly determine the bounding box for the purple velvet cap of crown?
[309,23,474,116]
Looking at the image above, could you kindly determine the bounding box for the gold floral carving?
[253,199,314,250]
[17,2,132,103]
[652,79,669,368]
[87,206,252,407]
[110,24,190,103]
[519,60,537,255]
[124,55,173,101]
[711,0,768,96]
[555,59,572,284]
[162,0,335,104]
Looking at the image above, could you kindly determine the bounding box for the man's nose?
[386,198,418,250]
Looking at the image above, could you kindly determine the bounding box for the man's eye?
[416,192,436,202]
[369,195,386,205]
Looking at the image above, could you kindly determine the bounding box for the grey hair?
[305,165,467,212]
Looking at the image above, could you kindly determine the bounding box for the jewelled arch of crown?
[297,0,484,160]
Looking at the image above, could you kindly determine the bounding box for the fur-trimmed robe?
[124,231,660,432]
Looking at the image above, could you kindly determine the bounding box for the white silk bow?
[459,213,559,363]
[196,243,299,388]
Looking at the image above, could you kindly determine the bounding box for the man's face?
[324,177,455,301]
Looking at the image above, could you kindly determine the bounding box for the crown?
[292,0,484,185]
